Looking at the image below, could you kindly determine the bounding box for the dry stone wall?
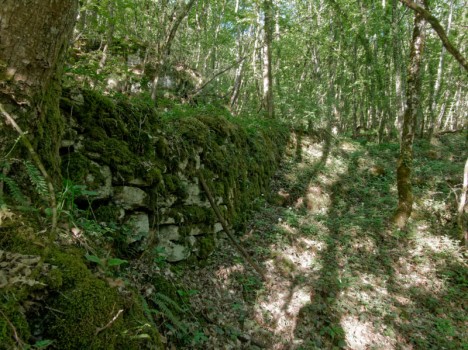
[59,89,287,262]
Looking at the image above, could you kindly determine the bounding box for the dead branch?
[95,309,124,335]
[198,172,267,280]
[189,56,248,100]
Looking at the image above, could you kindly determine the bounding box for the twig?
[198,172,267,280]
[0,103,58,233]
[95,309,123,335]
[189,56,247,99]
[0,309,26,348]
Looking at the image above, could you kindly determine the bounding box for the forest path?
[178,135,467,350]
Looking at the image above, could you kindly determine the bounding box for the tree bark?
[0,0,78,176]
[458,158,468,247]
[262,0,275,118]
[393,0,426,228]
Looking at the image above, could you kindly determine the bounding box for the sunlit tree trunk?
[0,0,78,176]
[262,0,275,118]
[427,0,454,138]
[393,0,427,228]
[230,0,246,114]
[392,0,405,132]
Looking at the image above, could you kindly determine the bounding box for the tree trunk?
[393,0,426,228]
[458,158,468,247]
[427,0,454,139]
[0,0,78,177]
[392,0,405,133]
[262,0,275,118]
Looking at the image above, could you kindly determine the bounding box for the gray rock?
[114,186,148,209]
[178,158,188,170]
[128,178,151,186]
[214,222,223,233]
[188,227,202,236]
[194,154,201,170]
[157,195,177,207]
[126,212,150,243]
[60,140,74,148]
[158,241,190,262]
[159,216,176,225]
[88,162,112,200]
[158,225,180,241]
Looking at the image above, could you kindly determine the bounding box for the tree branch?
[399,0,468,72]
[189,56,248,99]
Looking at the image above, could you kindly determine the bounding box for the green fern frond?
[153,292,185,313]
[152,293,187,334]
[0,173,27,204]
[139,296,158,328]
[24,160,48,197]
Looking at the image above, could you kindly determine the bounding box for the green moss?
[162,174,187,198]
[47,277,125,350]
[155,137,169,158]
[152,275,179,301]
[0,297,30,350]
[34,80,66,181]
[45,250,162,349]
[61,152,104,187]
[47,249,91,289]
[86,138,136,176]
[182,206,215,224]
[95,205,123,223]
[198,234,216,259]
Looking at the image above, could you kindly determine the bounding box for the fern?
[24,160,48,197]
[153,292,185,313]
[152,292,188,334]
[0,173,27,205]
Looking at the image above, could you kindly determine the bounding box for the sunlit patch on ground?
[341,315,396,349]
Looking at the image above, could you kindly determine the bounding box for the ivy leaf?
[85,254,103,266]
[107,258,128,267]
[34,339,54,348]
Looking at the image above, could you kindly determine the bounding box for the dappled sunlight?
[415,224,463,257]
[215,263,246,282]
[255,278,312,344]
[393,254,447,292]
[341,315,396,350]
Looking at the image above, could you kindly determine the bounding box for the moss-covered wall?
[59,89,288,262]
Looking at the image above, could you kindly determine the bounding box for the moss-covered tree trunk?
[393,0,426,229]
[0,0,78,176]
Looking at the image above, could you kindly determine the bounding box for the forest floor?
[173,133,467,350]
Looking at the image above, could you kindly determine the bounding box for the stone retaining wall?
[59,89,287,262]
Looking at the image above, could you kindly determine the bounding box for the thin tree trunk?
[150,0,196,101]
[393,0,427,228]
[262,0,275,118]
[230,0,246,113]
[427,0,454,139]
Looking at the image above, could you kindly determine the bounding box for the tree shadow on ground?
[291,138,467,349]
